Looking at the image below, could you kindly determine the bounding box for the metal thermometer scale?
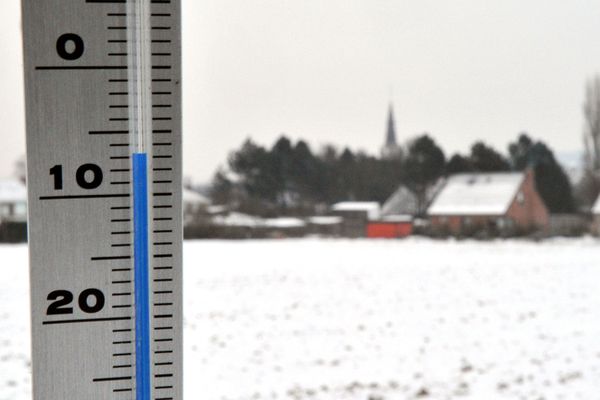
[22,0,182,399]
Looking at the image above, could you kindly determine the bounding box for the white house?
[381,180,445,218]
[182,188,210,226]
[0,179,27,223]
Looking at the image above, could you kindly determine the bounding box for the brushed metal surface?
[22,1,182,399]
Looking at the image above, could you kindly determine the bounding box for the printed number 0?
[76,164,103,190]
[46,289,105,315]
[78,289,105,314]
[56,33,84,60]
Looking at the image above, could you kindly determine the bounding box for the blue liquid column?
[133,153,150,400]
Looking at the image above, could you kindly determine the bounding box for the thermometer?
[22,0,182,399]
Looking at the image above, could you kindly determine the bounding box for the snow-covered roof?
[183,188,210,206]
[206,205,228,214]
[592,195,600,215]
[0,180,27,203]
[427,172,525,216]
[307,216,343,225]
[380,214,413,223]
[331,202,380,220]
[212,212,263,227]
[263,217,306,228]
[382,180,445,216]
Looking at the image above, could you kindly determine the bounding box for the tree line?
[210,132,576,216]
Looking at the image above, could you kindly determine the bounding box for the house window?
[497,217,514,230]
[516,190,525,204]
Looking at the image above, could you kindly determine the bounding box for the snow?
[213,215,306,229]
[332,202,381,220]
[183,188,210,206]
[212,212,264,227]
[3,238,600,399]
[207,205,228,215]
[0,180,26,204]
[264,218,306,228]
[428,173,524,216]
[0,245,31,400]
[308,216,343,225]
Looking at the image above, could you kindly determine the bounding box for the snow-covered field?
[2,238,600,400]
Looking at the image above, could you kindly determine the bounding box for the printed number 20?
[46,289,105,315]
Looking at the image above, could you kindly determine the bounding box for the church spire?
[381,103,399,158]
[385,103,397,147]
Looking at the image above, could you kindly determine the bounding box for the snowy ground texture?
[2,238,600,400]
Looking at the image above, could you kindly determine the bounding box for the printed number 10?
[49,164,104,190]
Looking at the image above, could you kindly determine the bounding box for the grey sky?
[2,1,600,182]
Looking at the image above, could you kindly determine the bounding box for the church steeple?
[385,104,397,147]
[381,103,399,158]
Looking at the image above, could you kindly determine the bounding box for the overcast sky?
[2,0,600,182]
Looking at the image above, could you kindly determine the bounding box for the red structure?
[428,169,549,235]
[367,220,413,238]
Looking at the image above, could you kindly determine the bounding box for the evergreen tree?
[469,142,511,171]
[289,140,320,205]
[507,133,533,170]
[508,133,575,213]
[337,148,357,200]
[316,145,339,203]
[210,167,234,205]
[446,154,473,174]
[402,134,445,214]
[228,139,277,203]
[270,136,295,206]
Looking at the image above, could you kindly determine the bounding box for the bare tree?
[579,76,600,206]
[13,156,26,184]
[584,76,600,172]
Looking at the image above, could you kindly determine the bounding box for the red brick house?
[427,169,549,235]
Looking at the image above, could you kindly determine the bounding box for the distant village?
[2,92,600,242]
[178,102,600,240]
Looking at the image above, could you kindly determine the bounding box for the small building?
[0,180,27,223]
[307,216,343,237]
[592,196,600,236]
[261,217,307,238]
[206,204,228,216]
[367,215,413,238]
[209,212,265,239]
[427,170,549,236]
[331,202,380,237]
[382,180,445,217]
[331,202,380,219]
[0,179,28,243]
[183,188,210,226]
